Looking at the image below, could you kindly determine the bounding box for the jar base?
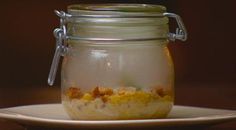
[62,99,173,120]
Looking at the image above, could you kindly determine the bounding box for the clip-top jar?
[48,4,187,120]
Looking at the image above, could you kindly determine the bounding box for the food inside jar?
[62,86,173,120]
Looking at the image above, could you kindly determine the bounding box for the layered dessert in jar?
[62,86,173,120]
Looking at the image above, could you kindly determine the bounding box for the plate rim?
[0,104,236,128]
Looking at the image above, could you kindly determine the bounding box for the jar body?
[61,40,174,120]
[48,4,186,120]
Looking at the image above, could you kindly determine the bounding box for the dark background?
[0,0,235,87]
[0,0,236,109]
[0,0,236,129]
[0,0,236,110]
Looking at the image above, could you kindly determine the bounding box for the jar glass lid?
[68,4,166,13]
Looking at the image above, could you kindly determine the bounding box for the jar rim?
[65,4,169,42]
[68,4,166,14]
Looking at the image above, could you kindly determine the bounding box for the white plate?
[0,104,235,129]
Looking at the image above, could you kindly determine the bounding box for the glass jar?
[48,4,187,120]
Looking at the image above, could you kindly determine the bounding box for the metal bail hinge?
[164,13,188,42]
[48,11,68,86]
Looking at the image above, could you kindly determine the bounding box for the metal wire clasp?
[48,11,68,86]
[164,13,188,41]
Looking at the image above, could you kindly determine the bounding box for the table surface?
[0,83,236,130]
